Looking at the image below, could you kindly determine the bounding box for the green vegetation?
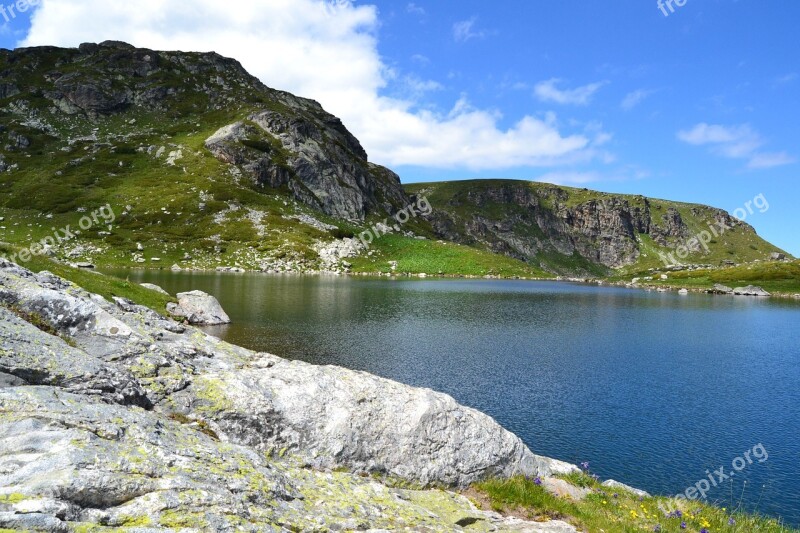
[167,412,220,440]
[348,233,549,278]
[473,475,795,533]
[613,260,800,296]
[0,242,174,312]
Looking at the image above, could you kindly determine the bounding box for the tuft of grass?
[167,412,220,440]
[473,476,796,533]
[3,303,77,347]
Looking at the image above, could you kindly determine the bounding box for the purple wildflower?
[533,476,542,486]
[729,517,736,525]
[680,522,687,529]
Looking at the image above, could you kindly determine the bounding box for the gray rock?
[542,478,590,501]
[0,307,149,407]
[139,282,170,295]
[0,386,576,531]
[169,357,577,488]
[709,283,733,294]
[204,109,410,222]
[172,290,231,325]
[601,479,650,497]
[732,285,771,297]
[770,252,786,261]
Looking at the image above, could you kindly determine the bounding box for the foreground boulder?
[0,259,580,531]
[167,290,231,325]
[0,387,581,532]
[167,358,575,488]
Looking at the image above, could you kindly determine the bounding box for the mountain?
[0,42,788,278]
[406,180,787,276]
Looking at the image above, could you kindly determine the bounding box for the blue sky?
[2,1,799,254]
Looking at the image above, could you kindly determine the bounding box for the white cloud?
[773,73,798,87]
[410,53,429,66]
[20,0,607,172]
[406,3,425,16]
[536,171,605,185]
[537,165,648,186]
[747,152,796,169]
[452,17,486,43]
[620,89,654,111]
[677,123,794,169]
[534,78,608,106]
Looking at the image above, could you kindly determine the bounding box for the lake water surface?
[111,270,800,525]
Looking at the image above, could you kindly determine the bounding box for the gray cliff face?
[204,108,409,221]
[0,259,578,531]
[424,181,747,272]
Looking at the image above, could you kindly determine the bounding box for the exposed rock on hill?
[409,180,784,275]
[204,110,408,221]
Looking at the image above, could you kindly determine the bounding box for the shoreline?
[94,262,800,300]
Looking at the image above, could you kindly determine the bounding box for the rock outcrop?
[709,283,734,295]
[0,259,579,531]
[204,110,409,221]
[732,285,771,297]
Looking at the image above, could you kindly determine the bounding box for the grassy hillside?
[347,233,548,278]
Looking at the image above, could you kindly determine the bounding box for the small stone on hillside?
[140,282,170,296]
